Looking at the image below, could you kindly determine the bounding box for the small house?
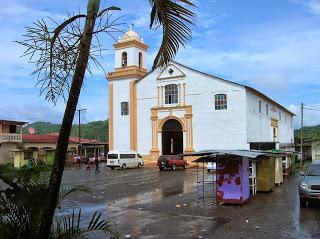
[308,138,320,161]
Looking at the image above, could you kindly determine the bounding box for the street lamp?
[77,108,86,155]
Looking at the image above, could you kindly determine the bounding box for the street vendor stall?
[216,155,250,204]
[256,156,275,192]
[190,150,276,205]
[274,156,283,185]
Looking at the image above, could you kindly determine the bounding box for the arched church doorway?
[162,119,183,155]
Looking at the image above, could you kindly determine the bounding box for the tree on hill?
[18,0,196,237]
[23,120,109,142]
[294,124,320,141]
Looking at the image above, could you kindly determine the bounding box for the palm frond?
[97,6,121,17]
[52,209,119,239]
[149,0,196,69]
[57,185,92,209]
[16,9,122,104]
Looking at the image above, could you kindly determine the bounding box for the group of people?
[73,154,102,173]
[85,155,101,173]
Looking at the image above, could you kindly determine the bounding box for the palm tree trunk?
[39,12,97,239]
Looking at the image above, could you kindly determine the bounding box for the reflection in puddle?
[107,190,163,211]
[59,171,205,222]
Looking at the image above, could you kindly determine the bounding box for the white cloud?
[0,104,63,124]
[293,0,320,15]
[176,21,320,90]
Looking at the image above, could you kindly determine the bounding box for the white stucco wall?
[246,90,294,144]
[112,78,132,150]
[136,63,249,154]
[182,66,248,151]
[113,59,294,155]
[136,70,159,155]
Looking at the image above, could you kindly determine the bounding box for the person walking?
[95,155,100,173]
[73,154,78,165]
[85,157,91,172]
[89,155,94,168]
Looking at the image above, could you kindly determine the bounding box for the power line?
[303,107,320,112]
[300,103,320,168]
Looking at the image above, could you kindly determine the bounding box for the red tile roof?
[22,133,107,145]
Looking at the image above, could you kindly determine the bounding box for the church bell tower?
[107,27,148,151]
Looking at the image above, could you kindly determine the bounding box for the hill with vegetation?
[22,120,108,142]
[22,121,320,143]
[294,124,320,141]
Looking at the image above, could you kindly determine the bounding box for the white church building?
[107,29,295,161]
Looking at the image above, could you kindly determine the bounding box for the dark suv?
[299,160,320,207]
[157,155,188,171]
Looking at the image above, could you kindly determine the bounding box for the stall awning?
[186,150,285,163]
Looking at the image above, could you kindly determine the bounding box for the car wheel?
[183,165,186,170]
[300,198,307,208]
[138,163,141,168]
[159,167,164,171]
[110,167,114,170]
[172,164,176,171]
[122,164,127,170]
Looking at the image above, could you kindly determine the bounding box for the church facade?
[107,29,295,161]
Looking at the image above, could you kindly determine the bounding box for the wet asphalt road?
[61,164,320,239]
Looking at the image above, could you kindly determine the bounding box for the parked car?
[106,150,144,170]
[207,162,216,172]
[157,155,188,171]
[299,160,320,207]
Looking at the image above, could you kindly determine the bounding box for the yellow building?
[0,119,26,164]
[19,133,108,166]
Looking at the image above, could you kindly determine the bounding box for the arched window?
[215,94,227,110]
[165,84,178,104]
[139,52,143,68]
[122,52,127,67]
[121,102,129,116]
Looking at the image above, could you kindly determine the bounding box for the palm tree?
[0,168,118,239]
[19,0,196,238]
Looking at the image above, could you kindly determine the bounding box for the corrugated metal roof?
[187,150,267,158]
[186,150,283,163]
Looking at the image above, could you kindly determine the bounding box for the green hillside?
[22,120,109,142]
[294,124,320,141]
[22,121,320,143]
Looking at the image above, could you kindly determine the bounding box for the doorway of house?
[162,119,183,155]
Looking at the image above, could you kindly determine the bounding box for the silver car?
[299,160,320,207]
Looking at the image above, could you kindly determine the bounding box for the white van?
[107,150,144,170]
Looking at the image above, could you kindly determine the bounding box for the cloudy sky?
[0,0,320,128]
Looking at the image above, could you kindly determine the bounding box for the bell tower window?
[122,52,127,67]
[139,52,143,68]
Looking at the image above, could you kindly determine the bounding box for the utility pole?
[77,108,86,155]
[300,102,304,169]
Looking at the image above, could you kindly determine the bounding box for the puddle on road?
[58,170,218,236]
[61,173,215,212]
[60,171,202,216]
